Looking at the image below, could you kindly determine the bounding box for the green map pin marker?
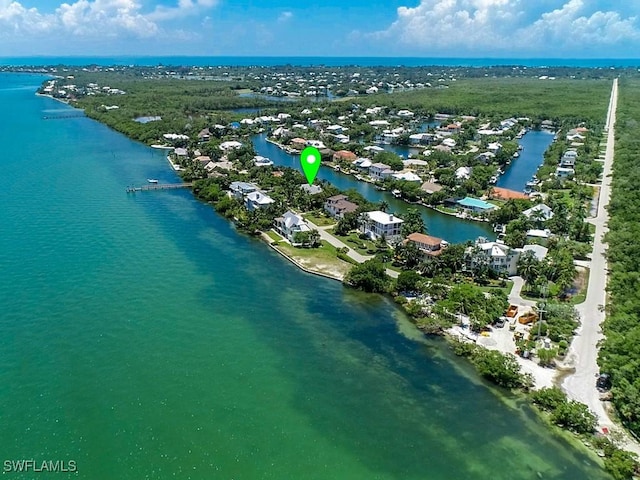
[300,146,322,185]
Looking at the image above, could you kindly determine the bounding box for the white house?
[360,211,404,243]
[560,150,577,168]
[370,162,394,181]
[555,167,575,179]
[466,239,520,276]
[455,166,472,180]
[522,204,554,221]
[487,142,503,153]
[274,211,311,244]
[253,156,274,167]
[392,171,422,182]
[245,191,275,211]
[220,141,243,151]
[229,181,258,200]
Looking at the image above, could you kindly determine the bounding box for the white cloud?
[56,0,157,37]
[369,0,640,54]
[148,0,218,22]
[278,11,293,23]
[0,0,219,40]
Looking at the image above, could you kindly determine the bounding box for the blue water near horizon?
[1,55,640,68]
[0,72,611,480]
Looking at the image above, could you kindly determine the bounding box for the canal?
[252,133,494,244]
[496,130,555,191]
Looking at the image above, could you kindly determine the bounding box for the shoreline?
[259,232,345,282]
[32,83,635,466]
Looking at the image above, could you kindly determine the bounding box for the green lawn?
[332,231,378,256]
[475,280,514,297]
[266,230,283,242]
[273,240,354,278]
[303,212,336,227]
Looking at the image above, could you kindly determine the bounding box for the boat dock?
[42,113,87,120]
[126,183,193,193]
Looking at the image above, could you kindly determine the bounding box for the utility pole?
[537,283,548,339]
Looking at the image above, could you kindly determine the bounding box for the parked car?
[596,373,612,391]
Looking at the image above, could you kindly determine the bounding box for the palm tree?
[309,229,321,248]
[378,200,389,213]
[517,250,540,286]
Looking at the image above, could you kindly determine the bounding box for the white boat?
[513,151,520,158]
[147,179,159,184]
[392,189,401,198]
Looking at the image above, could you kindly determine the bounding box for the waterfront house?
[274,211,312,244]
[300,184,323,195]
[409,133,435,145]
[229,181,258,200]
[245,191,275,211]
[290,138,307,150]
[560,150,577,168]
[406,233,445,257]
[420,181,444,195]
[174,147,188,158]
[333,150,357,163]
[353,158,372,172]
[370,162,393,181]
[555,167,575,179]
[466,239,520,276]
[360,211,404,244]
[324,195,358,219]
[253,156,274,167]
[489,187,529,201]
[457,197,497,213]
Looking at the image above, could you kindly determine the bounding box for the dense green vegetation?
[363,78,611,124]
[599,78,640,438]
[531,387,639,479]
[452,340,531,389]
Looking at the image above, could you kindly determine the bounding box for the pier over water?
[126,183,193,193]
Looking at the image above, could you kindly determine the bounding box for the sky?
[0,0,639,58]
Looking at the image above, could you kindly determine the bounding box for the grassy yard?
[266,230,283,242]
[303,211,336,227]
[475,280,514,297]
[273,240,354,278]
[331,231,378,256]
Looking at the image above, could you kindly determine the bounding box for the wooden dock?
[42,113,87,120]
[126,183,193,193]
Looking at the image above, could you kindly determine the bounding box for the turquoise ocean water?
[0,73,609,479]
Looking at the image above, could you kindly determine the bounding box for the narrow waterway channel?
[497,130,555,191]
[252,133,494,244]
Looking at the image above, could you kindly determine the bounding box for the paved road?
[559,79,639,451]
[508,276,537,308]
[306,219,399,279]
